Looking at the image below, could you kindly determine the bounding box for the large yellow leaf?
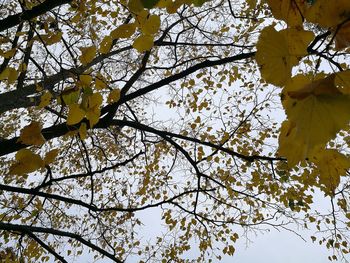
[79,74,93,87]
[255,26,313,86]
[79,46,96,65]
[95,73,108,90]
[335,70,350,94]
[287,74,340,99]
[266,0,304,26]
[283,28,314,59]
[99,36,113,54]
[134,10,150,28]
[111,24,136,39]
[156,0,171,8]
[311,148,350,195]
[67,104,85,125]
[86,93,102,127]
[61,87,80,105]
[128,0,144,13]
[165,0,183,14]
[87,92,102,108]
[78,123,88,140]
[0,67,18,85]
[18,122,46,146]
[140,15,161,35]
[304,0,350,28]
[279,74,350,164]
[7,67,18,84]
[133,34,154,52]
[278,120,308,167]
[9,149,44,175]
[334,21,350,51]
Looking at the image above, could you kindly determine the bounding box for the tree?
[1,0,350,262]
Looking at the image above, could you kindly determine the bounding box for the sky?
[230,228,333,263]
[85,205,339,263]
[112,83,348,263]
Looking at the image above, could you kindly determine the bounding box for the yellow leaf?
[134,10,150,28]
[44,149,59,165]
[33,32,63,46]
[108,89,121,103]
[99,36,113,54]
[156,0,171,8]
[88,92,103,108]
[278,120,308,167]
[18,122,46,146]
[7,67,18,84]
[86,93,102,127]
[279,74,350,164]
[256,26,290,86]
[304,0,350,28]
[132,34,154,52]
[128,0,144,13]
[9,149,44,175]
[111,24,136,39]
[166,0,183,13]
[266,0,304,26]
[78,123,88,140]
[311,149,350,195]
[0,67,18,84]
[45,31,63,45]
[334,21,350,50]
[95,73,107,90]
[79,74,93,87]
[287,74,340,99]
[284,28,314,59]
[61,87,80,105]
[86,111,100,127]
[38,91,52,108]
[0,67,9,81]
[140,15,161,35]
[0,37,10,44]
[36,84,43,91]
[67,103,85,125]
[79,46,96,65]
[255,26,313,86]
[335,70,350,94]
[0,48,16,59]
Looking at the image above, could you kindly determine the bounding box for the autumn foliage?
[1,0,350,262]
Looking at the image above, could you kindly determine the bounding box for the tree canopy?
[1,0,350,262]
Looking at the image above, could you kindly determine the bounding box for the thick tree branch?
[110,119,284,162]
[0,117,282,164]
[0,183,214,213]
[0,50,253,115]
[122,51,255,102]
[0,0,72,32]
[100,51,256,119]
[0,24,23,74]
[0,222,123,263]
[40,151,144,187]
[0,46,132,114]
